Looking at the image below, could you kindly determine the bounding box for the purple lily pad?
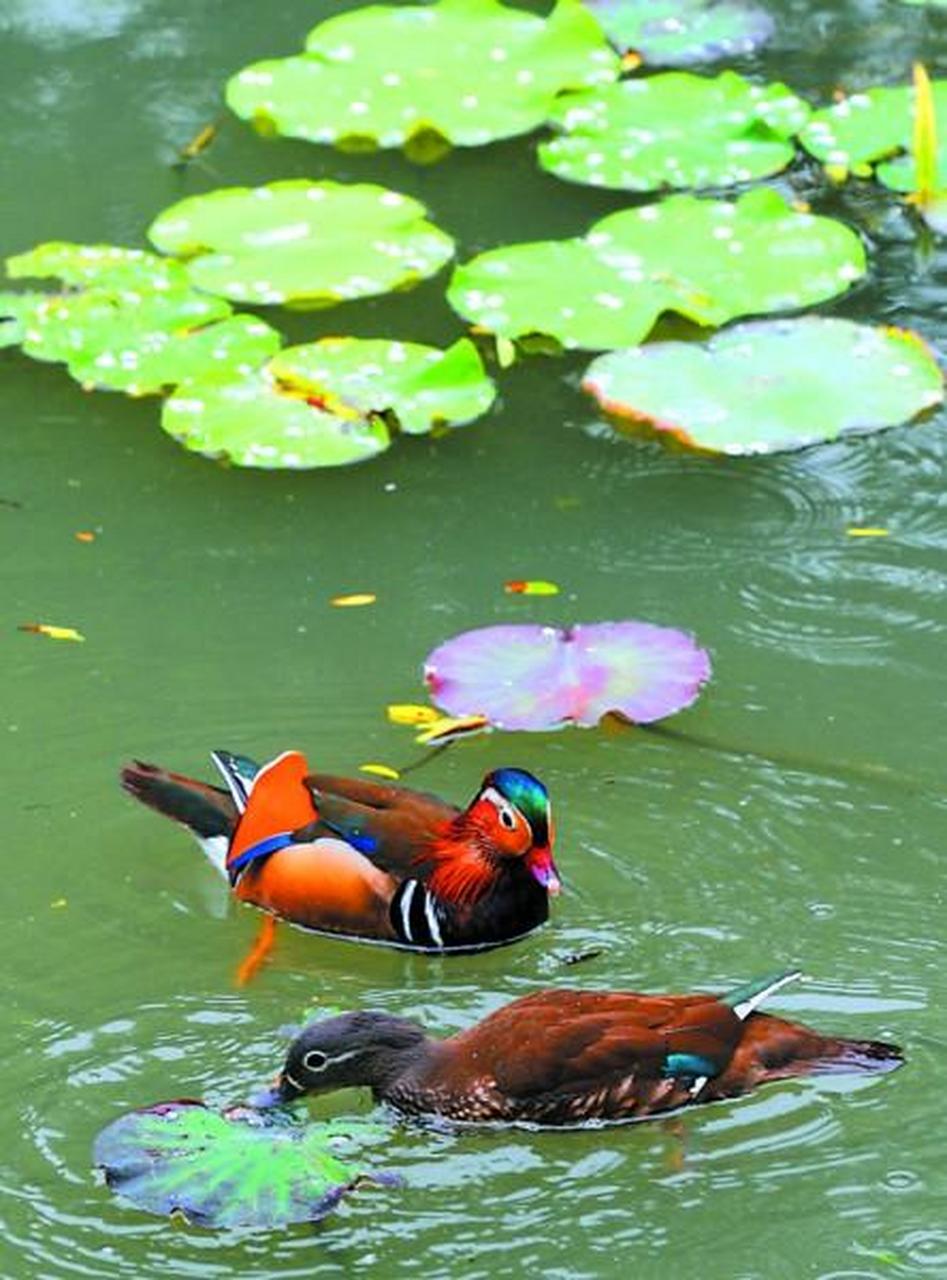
[424,622,710,731]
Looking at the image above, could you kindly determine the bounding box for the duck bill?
[248,1072,303,1109]
[526,845,561,896]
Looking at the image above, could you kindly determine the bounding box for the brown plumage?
[262,975,903,1126]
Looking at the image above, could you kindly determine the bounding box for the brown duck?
[258,971,902,1125]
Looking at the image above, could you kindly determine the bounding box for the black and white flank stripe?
[389,879,445,949]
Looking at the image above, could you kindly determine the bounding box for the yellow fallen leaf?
[414,714,490,746]
[911,63,938,210]
[180,120,219,161]
[387,703,442,726]
[75,530,96,543]
[330,592,376,607]
[359,762,401,780]
[50,898,67,909]
[847,527,890,538]
[19,623,85,642]
[504,579,560,596]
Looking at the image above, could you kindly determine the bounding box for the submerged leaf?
[425,621,710,730]
[583,318,943,455]
[149,180,454,307]
[226,0,619,155]
[94,1101,387,1229]
[584,0,773,67]
[540,72,808,192]
[449,188,865,351]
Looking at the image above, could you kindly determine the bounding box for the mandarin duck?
[259,972,902,1124]
[120,750,559,956]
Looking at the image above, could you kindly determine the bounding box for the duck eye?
[302,1049,329,1073]
[499,807,516,830]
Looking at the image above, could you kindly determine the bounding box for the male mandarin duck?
[259,972,902,1124]
[120,750,559,954]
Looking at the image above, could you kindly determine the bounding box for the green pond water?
[2,0,945,1274]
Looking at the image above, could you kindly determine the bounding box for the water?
[2,1,945,1275]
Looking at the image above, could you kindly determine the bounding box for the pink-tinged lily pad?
[424,621,710,730]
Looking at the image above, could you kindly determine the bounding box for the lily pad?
[424,621,711,730]
[148,181,455,307]
[584,0,774,67]
[448,187,866,351]
[226,0,619,157]
[162,335,494,468]
[0,291,46,349]
[540,72,810,192]
[269,337,496,435]
[94,1101,385,1229]
[800,82,947,189]
[582,318,944,455]
[7,241,189,291]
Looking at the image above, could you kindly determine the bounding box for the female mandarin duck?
[121,750,559,956]
[260,972,902,1124]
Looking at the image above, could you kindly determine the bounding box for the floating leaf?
[148,181,454,307]
[505,580,560,595]
[448,188,866,351]
[162,366,390,469]
[425,621,710,730]
[226,0,619,156]
[7,242,189,291]
[583,318,943,455]
[0,290,47,348]
[161,334,492,469]
[584,0,773,67]
[19,623,85,642]
[94,1102,387,1229]
[847,527,891,537]
[4,243,281,395]
[270,338,496,435]
[540,72,809,192]
[800,80,947,193]
[331,592,377,607]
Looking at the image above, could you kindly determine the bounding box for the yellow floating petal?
[330,592,377,607]
[19,623,85,642]
[386,703,441,726]
[359,762,401,780]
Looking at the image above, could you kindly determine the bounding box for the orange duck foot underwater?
[120,750,559,953]
[258,972,903,1125]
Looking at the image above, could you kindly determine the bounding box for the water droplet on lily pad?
[448,188,866,350]
[148,180,455,307]
[540,71,809,192]
[425,621,711,730]
[226,0,619,155]
[94,1101,389,1230]
[583,317,944,455]
[583,0,774,67]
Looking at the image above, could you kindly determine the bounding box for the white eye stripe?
[481,786,518,829]
[302,1047,361,1073]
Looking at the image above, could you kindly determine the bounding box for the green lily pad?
[540,71,810,192]
[0,291,46,349]
[3,245,283,396]
[7,241,189,291]
[448,188,866,351]
[226,0,619,157]
[162,335,494,468]
[582,317,944,455]
[800,82,947,188]
[270,337,496,435]
[148,180,455,307]
[94,1101,387,1229]
[584,0,774,67]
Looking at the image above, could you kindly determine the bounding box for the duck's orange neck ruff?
[422,819,501,908]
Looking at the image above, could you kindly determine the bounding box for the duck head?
[255,1011,428,1106]
[464,767,560,895]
